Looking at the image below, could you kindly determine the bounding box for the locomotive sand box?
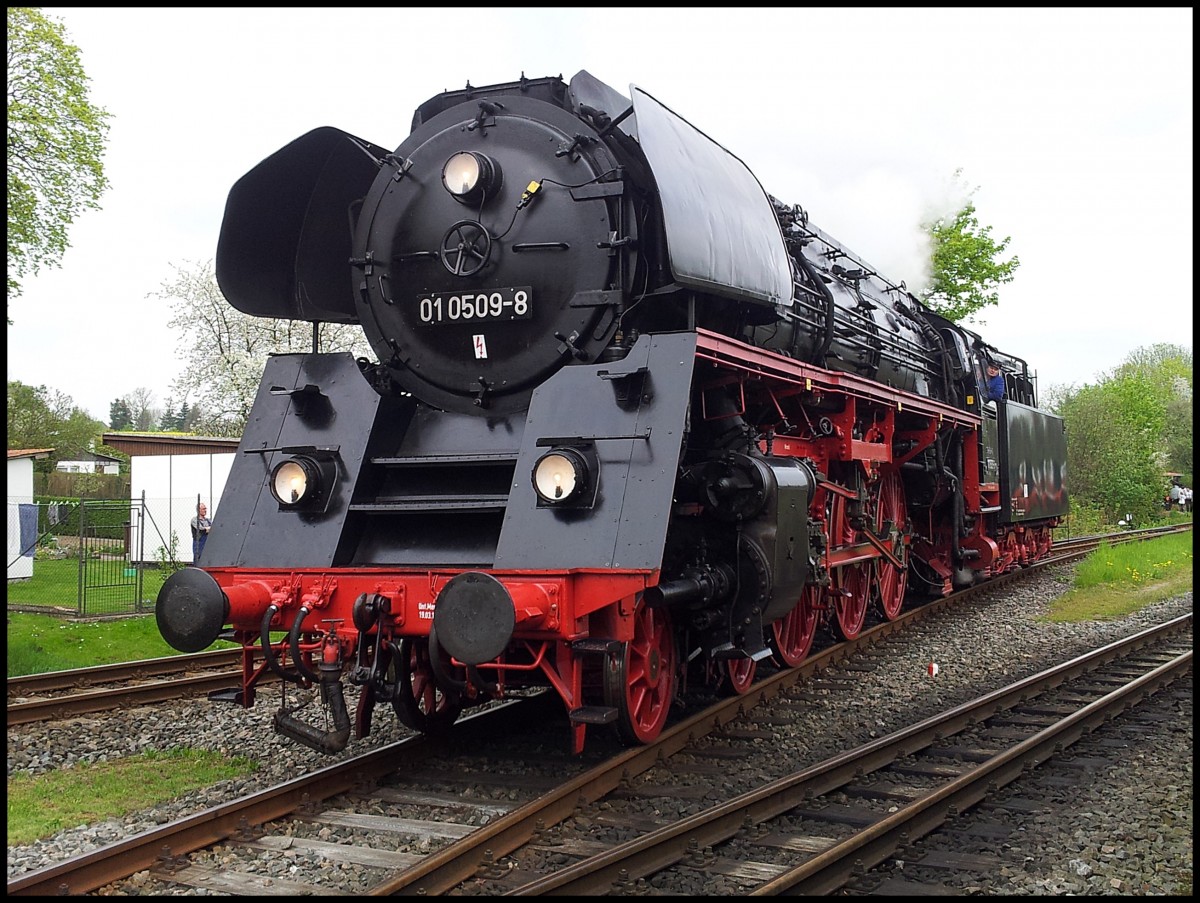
[157,71,1068,754]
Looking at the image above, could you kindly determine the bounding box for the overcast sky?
[9,7,1193,424]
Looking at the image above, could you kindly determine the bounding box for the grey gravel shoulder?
[6,573,1193,895]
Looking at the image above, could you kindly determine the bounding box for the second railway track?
[6,649,270,727]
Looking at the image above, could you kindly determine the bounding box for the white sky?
[9,7,1194,424]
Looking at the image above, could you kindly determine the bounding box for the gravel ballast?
[6,568,1193,895]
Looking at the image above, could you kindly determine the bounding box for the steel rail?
[7,648,242,697]
[4,700,534,896]
[498,614,1191,895]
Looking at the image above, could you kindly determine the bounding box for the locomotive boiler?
[156,71,1069,754]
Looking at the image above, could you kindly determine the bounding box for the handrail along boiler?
[156,72,1069,754]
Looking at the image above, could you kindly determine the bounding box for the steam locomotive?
[156,71,1068,755]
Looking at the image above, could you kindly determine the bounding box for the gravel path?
[6,567,1193,895]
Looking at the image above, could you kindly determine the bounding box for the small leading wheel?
[604,595,677,745]
[717,656,757,696]
[829,491,870,640]
[769,583,820,667]
[390,638,463,735]
[873,469,909,621]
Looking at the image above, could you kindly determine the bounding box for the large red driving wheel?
[874,469,909,621]
[604,596,676,745]
[390,638,463,735]
[769,583,819,667]
[829,491,870,640]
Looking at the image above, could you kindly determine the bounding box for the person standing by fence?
[1167,479,1182,512]
[190,502,212,562]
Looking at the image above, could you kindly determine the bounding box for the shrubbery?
[32,496,130,537]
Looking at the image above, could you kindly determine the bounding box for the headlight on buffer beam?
[269,455,333,510]
[532,446,598,508]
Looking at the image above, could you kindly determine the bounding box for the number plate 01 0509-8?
[417,287,532,325]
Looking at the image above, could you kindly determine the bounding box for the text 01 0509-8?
[418,287,532,325]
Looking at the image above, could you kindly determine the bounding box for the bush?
[1053,501,1106,538]
[155,530,185,573]
[33,497,131,538]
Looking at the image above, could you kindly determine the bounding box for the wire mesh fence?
[6,495,197,618]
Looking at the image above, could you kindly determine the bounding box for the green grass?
[6,556,172,611]
[6,612,192,678]
[7,613,248,845]
[1043,532,1193,622]
[7,748,257,846]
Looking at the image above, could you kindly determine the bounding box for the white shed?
[101,433,240,564]
[7,448,53,580]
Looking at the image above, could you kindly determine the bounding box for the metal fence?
[5,496,186,618]
[78,500,145,616]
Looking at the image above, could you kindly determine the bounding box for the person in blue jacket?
[983,361,1006,402]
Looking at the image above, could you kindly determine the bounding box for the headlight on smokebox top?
[269,453,337,512]
[442,151,502,206]
[532,444,599,509]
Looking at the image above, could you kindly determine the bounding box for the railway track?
[5,648,269,727]
[7,575,1190,895]
[483,615,1191,895]
[6,523,1187,730]
[838,667,1193,895]
[1052,522,1189,556]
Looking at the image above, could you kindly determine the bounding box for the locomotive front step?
[208,687,248,705]
[370,453,520,466]
[568,705,620,725]
[349,495,509,512]
[570,638,625,655]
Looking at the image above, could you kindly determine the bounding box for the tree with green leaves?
[122,387,159,431]
[7,380,106,471]
[1162,378,1192,485]
[108,397,133,431]
[158,396,178,431]
[158,259,373,437]
[109,389,196,433]
[155,397,195,432]
[1110,343,1193,484]
[1050,343,1192,522]
[7,8,112,323]
[921,172,1020,323]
